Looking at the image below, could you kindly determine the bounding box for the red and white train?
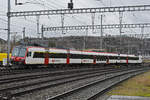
[10,46,142,66]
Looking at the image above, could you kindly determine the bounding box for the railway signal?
[15,0,23,5]
[68,0,74,10]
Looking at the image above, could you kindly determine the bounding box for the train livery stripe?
[44,53,49,65]
[44,58,49,65]
[67,57,70,64]
[126,57,128,64]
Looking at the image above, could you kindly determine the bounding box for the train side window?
[27,52,31,57]
[50,53,67,58]
[33,52,45,58]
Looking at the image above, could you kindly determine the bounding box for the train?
[10,45,142,67]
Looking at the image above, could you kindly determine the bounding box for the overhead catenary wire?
[1,0,150,38]
[44,0,88,25]
[0,17,36,33]
[0,6,37,33]
[22,0,88,28]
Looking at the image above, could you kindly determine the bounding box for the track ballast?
[0,65,149,100]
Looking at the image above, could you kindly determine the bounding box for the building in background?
[0,38,7,53]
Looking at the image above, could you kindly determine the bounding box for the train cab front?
[10,46,27,65]
[11,56,25,65]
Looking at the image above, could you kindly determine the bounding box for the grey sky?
[0,0,150,40]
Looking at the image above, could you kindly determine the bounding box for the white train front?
[10,46,142,66]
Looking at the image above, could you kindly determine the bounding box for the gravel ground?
[0,69,107,90]
[62,74,124,100]
[0,71,53,80]
[60,71,144,100]
[90,71,147,100]
[0,67,144,100]
[15,74,107,100]
[13,70,132,100]
[0,67,103,79]
[10,71,104,93]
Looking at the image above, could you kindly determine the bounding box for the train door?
[106,56,109,64]
[93,55,96,64]
[25,51,33,64]
[66,49,70,64]
[44,48,49,65]
[126,57,128,64]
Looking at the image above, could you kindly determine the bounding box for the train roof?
[13,45,139,57]
[26,46,117,55]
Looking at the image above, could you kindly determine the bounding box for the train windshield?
[12,47,26,57]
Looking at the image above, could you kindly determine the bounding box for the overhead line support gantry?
[42,23,150,31]
[6,4,150,65]
[9,5,150,17]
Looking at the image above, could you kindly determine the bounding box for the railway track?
[0,66,115,84]
[0,67,58,76]
[47,67,149,100]
[0,67,121,99]
[0,66,147,100]
[0,65,113,76]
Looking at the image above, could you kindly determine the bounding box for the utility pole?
[12,32,17,46]
[141,26,144,56]
[23,27,25,42]
[61,14,65,35]
[36,16,40,38]
[91,13,95,34]
[100,15,103,50]
[119,12,123,54]
[61,14,65,42]
[128,39,130,54]
[41,25,44,40]
[7,0,11,66]
[83,28,88,50]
